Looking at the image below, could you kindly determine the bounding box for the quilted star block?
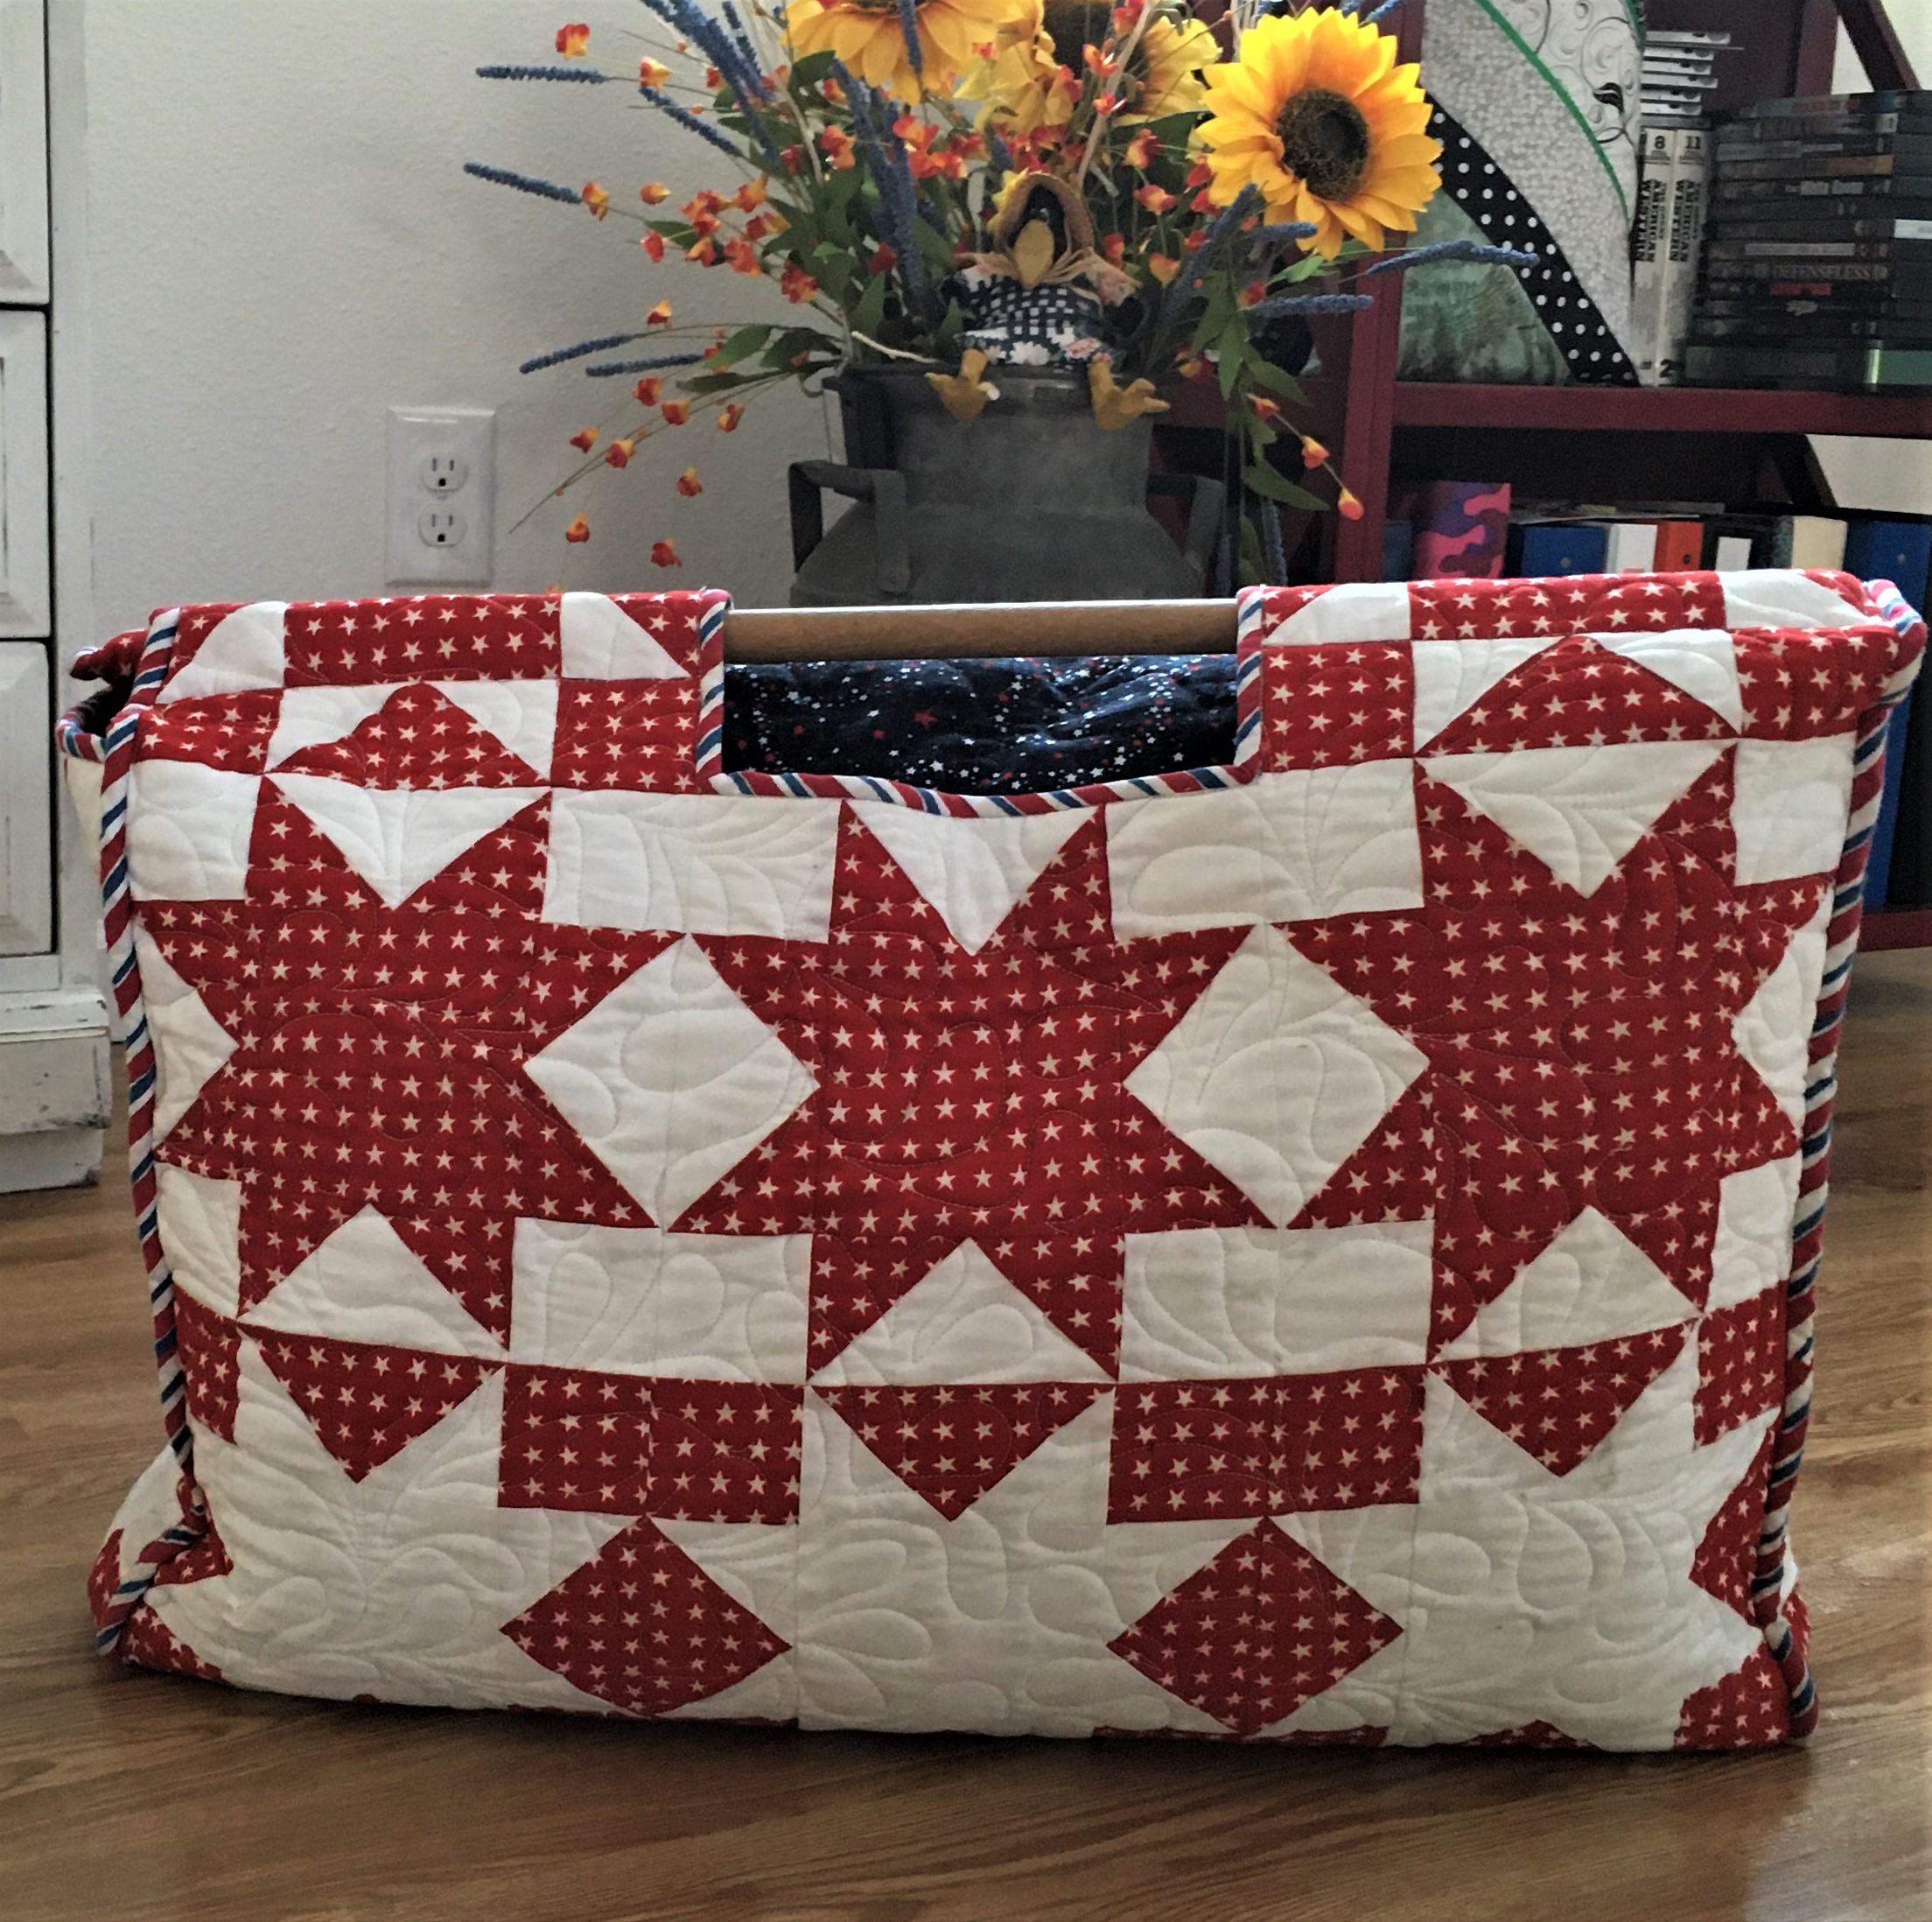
[84,574,1922,1748]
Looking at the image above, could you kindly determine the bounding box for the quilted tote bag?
[65,572,1922,1750]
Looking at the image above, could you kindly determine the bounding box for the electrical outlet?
[386,406,495,586]
[419,505,467,548]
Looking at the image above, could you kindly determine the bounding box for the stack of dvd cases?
[1686,90,1932,389]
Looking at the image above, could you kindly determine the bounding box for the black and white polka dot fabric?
[1430,105,1638,388]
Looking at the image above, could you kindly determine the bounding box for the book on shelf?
[1687,88,1932,389]
[1842,516,1932,907]
[1408,480,1511,579]
[1631,126,1673,383]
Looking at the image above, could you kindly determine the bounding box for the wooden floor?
[4,957,1928,1922]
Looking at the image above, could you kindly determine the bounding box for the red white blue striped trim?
[1754,575,1925,1737]
[56,607,212,1652]
[693,587,1271,812]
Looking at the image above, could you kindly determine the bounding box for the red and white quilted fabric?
[74,572,1922,1750]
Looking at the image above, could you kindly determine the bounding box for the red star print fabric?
[84,573,1922,1749]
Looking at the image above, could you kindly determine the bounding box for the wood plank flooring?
[3,953,1928,1922]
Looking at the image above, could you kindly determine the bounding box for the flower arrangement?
[471,0,1529,584]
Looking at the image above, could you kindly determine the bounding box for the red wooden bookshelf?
[1307,0,1929,942]
[1317,0,1921,587]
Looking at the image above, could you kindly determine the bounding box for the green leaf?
[683,371,757,396]
[1217,319,1247,399]
[1247,357,1306,400]
[788,50,837,91]
[1243,463,1326,509]
[851,270,887,336]
[912,216,956,272]
[715,325,774,368]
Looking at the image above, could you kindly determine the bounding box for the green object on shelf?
[1684,341,1932,388]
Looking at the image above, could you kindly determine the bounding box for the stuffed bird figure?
[927,173,1163,430]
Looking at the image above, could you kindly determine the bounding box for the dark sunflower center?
[1276,88,1372,200]
[1040,0,1109,65]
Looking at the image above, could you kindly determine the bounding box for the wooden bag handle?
[722,600,1240,662]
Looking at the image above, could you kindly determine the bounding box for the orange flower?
[779,261,819,304]
[689,210,721,237]
[819,126,857,170]
[640,230,666,263]
[581,181,610,219]
[704,64,722,88]
[565,513,592,544]
[780,144,806,174]
[634,375,664,405]
[742,213,779,242]
[1239,278,1268,308]
[556,22,591,57]
[1186,159,1212,188]
[651,538,681,567]
[1178,351,1211,382]
[606,437,636,468]
[639,57,672,88]
[867,242,899,277]
[640,180,671,205]
[1135,184,1176,214]
[1125,127,1159,168]
[735,179,768,211]
[569,426,598,452]
[1336,486,1364,521]
[1101,233,1126,266]
[687,237,718,265]
[1145,252,1180,284]
[724,236,761,275]
[661,399,691,425]
[717,403,745,432]
[1250,394,1284,425]
[647,299,673,326]
[1298,433,1329,470]
[676,466,704,496]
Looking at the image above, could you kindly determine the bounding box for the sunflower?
[785,0,1034,102]
[980,2,1214,138]
[1196,8,1440,258]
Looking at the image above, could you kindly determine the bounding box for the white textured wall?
[79,0,830,624]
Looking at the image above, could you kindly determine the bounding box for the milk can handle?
[788,461,913,597]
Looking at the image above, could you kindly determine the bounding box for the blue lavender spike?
[836,65,928,305]
[1361,238,1537,277]
[1160,184,1261,318]
[583,351,710,376]
[896,0,924,76]
[639,0,782,166]
[987,129,1012,177]
[721,0,761,73]
[640,85,746,159]
[1253,221,1319,243]
[1246,292,1374,316]
[1258,500,1289,586]
[462,161,584,206]
[520,332,648,374]
[1363,0,1410,23]
[475,64,613,82]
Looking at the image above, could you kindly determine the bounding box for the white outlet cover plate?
[385,406,495,586]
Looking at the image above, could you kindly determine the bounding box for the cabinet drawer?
[0,308,46,635]
[0,638,49,954]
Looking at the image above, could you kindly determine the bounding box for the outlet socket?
[386,406,495,586]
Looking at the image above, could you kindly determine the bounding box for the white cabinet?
[0,309,49,635]
[0,0,46,304]
[0,0,106,1190]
